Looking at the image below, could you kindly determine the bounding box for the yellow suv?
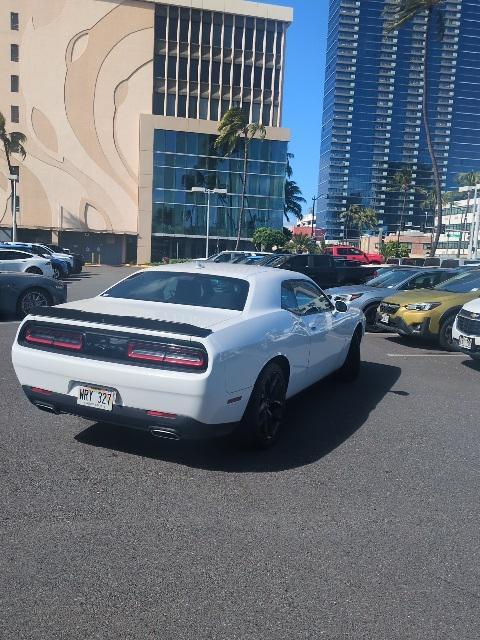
[377,269,480,350]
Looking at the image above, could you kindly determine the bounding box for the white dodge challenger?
[11,262,365,447]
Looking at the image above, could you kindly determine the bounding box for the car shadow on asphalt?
[63,272,96,283]
[462,359,480,373]
[75,360,401,472]
[383,335,444,352]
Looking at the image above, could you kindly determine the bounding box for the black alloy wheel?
[241,362,287,448]
[17,288,51,318]
[439,313,459,352]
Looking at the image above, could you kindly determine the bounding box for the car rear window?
[101,271,249,311]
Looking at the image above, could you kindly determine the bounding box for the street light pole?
[311,195,320,238]
[461,184,480,258]
[191,187,228,259]
[9,174,19,242]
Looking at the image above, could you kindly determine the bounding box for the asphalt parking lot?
[1,266,479,639]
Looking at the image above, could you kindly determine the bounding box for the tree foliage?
[284,152,305,222]
[252,227,286,251]
[284,233,319,254]
[340,204,378,237]
[215,108,265,249]
[380,242,410,260]
[0,111,26,175]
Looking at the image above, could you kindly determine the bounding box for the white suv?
[0,249,54,278]
[453,299,480,360]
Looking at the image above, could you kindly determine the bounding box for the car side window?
[281,280,333,316]
[406,272,439,290]
[289,255,308,269]
[0,251,27,260]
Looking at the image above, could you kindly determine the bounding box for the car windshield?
[434,269,480,293]
[102,271,249,311]
[367,269,416,288]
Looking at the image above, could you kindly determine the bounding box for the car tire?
[439,313,459,352]
[336,328,362,382]
[25,267,42,275]
[239,362,287,448]
[364,303,380,331]
[16,288,52,318]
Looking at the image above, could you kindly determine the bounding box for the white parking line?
[387,353,465,358]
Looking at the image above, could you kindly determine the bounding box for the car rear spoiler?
[30,306,212,338]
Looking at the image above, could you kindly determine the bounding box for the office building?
[317,0,480,240]
[0,0,292,263]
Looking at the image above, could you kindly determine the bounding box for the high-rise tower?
[318,0,479,240]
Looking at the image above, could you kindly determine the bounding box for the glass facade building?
[153,3,287,126]
[318,0,480,240]
[152,130,286,258]
[147,1,292,261]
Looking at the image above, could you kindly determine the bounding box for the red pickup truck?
[325,245,383,265]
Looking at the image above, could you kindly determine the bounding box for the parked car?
[0,244,68,279]
[206,251,272,263]
[327,267,457,329]
[11,263,364,448]
[268,253,379,288]
[1,242,74,273]
[0,248,54,278]
[452,300,480,360]
[377,269,480,350]
[0,271,66,318]
[44,244,84,274]
[325,245,383,265]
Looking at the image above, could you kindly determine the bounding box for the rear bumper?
[23,386,237,440]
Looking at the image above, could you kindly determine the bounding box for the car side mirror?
[335,300,348,313]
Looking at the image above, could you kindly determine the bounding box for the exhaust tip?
[34,402,60,415]
[150,427,180,441]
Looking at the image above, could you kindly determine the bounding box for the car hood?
[57,296,241,330]
[326,285,371,295]
[383,289,477,305]
[459,298,480,314]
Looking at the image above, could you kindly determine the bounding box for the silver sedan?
[326,267,457,330]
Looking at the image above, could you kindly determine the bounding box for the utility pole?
[9,174,19,242]
[311,195,320,238]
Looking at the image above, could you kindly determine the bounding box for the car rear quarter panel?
[212,310,310,397]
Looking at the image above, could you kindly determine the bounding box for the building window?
[11,75,19,92]
[11,106,19,123]
[11,44,19,62]
[11,12,19,31]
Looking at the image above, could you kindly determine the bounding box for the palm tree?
[283,152,306,222]
[340,204,378,241]
[284,179,306,222]
[214,108,266,249]
[457,171,480,257]
[385,0,445,256]
[0,111,26,242]
[388,167,426,244]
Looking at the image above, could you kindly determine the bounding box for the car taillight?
[127,341,206,370]
[25,327,83,351]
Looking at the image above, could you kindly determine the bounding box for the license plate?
[459,335,473,350]
[77,386,116,411]
[380,313,390,325]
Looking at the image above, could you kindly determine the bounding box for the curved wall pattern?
[0,0,155,237]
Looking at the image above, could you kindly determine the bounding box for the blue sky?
[262,0,329,217]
